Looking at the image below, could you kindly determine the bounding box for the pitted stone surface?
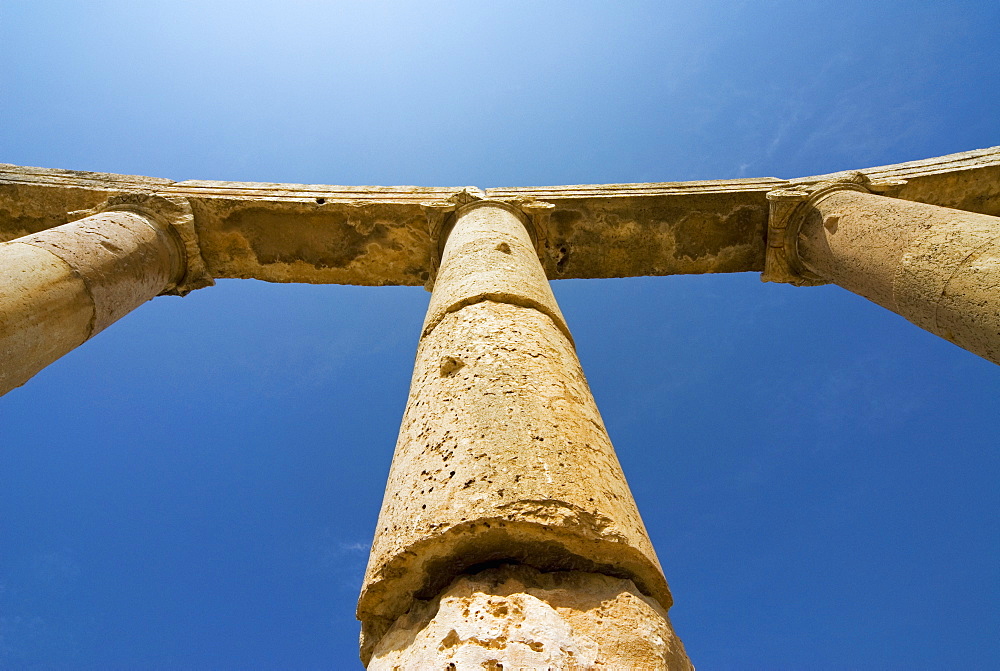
[359,301,670,656]
[422,201,570,342]
[369,566,692,671]
[359,204,673,664]
[5,147,997,287]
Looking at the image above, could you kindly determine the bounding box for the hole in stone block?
[440,356,465,377]
[555,245,570,273]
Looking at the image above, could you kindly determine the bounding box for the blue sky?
[2,1,999,668]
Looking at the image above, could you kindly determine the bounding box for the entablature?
[2,146,997,287]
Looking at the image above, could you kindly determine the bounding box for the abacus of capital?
[2,147,999,668]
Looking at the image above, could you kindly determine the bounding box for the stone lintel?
[1,146,998,287]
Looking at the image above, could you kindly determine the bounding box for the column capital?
[421,191,554,289]
[69,193,214,296]
[762,172,907,285]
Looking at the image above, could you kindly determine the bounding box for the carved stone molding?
[69,193,214,296]
[420,191,554,289]
[763,172,907,285]
[5,146,996,287]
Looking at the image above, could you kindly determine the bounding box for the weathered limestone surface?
[369,565,692,671]
[3,146,997,287]
[421,201,571,341]
[358,202,682,665]
[767,173,1000,365]
[0,243,92,392]
[0,209,183,394]
[3,150,994,387]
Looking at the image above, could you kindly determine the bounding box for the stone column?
[0,206,187,395]
[358,200,691,669]
[764,173,1000,365]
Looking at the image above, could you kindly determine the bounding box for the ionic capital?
[762,172,906,285]
[420,190,554,289]
[69,193,214,296]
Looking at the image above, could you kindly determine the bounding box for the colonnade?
[0,172,998,668]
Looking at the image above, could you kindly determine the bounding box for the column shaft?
[795,190,1000,364]
[0,210,183,394]
[358,201,690,668]
[370,565,690,670]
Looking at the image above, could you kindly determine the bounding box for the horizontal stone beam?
[2,147,998,286]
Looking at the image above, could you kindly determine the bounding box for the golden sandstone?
[2,147,999,668]
[359,201,681,665]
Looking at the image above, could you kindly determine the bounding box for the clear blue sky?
[2,1,999,668]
